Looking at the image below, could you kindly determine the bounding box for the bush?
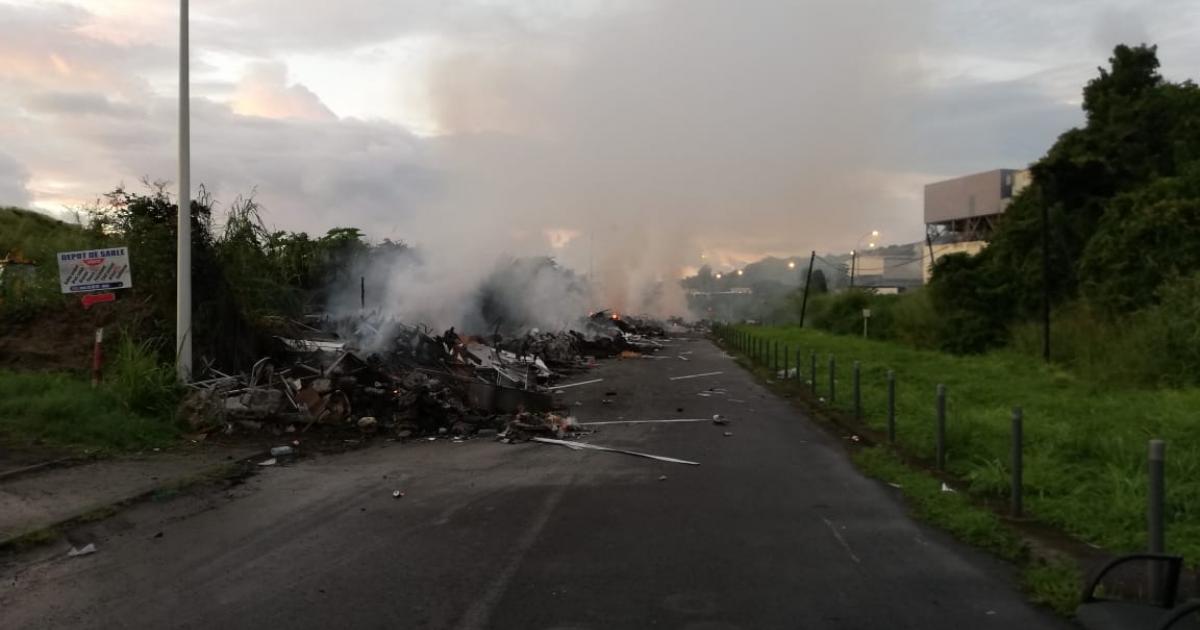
[1010,301,1162,387]
[890,289,941,349]
[927,253,1012,353]
[108,331,181,419]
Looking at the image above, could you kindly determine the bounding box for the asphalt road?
[0,337,1070,629]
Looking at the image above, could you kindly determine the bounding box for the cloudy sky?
[2,0,1199,281]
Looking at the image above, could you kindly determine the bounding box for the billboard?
[57,247,133,293]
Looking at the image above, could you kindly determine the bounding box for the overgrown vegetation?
[728,326,1200,568]
[927,45,1200,371]
[1,184,407,450]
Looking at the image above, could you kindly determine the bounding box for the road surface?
[0,337,1069,629]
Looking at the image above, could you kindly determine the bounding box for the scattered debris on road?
[530,437,700,466]
[67,543,96,557]
[580,418,711,426]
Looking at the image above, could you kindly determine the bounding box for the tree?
[809,269,828,294]
[929,44,1200,347]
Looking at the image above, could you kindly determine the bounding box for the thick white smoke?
[336,1,931,330]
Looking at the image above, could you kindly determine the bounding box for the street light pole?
[850,230,878,290]
[176,0,192,381]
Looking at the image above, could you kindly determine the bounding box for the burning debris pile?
[180,310,672,443]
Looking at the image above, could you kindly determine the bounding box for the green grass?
[853,446,1082,613]
[722,325,1200,566]
[0,370,179,452]
[853,446,1025,560]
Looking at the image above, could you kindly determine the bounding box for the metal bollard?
[810,351,817,393]
[784,345,789,380]
[773,341,779,373]
[796,348,802,381]
[886,370,896,443]
[1149,439,1166,598]
[828,355,836,403]
[1149,439,1165,553]
[936,384,946,470]
[1011,407,1023,517]
[852,361,861,420]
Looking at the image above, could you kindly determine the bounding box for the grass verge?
[853,446,1080,615]
[0,369,178,453]
[723,325,1200,564]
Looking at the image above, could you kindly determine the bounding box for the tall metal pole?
[176,0,192,382]
[799,251,816,327]
[850,250,856,288]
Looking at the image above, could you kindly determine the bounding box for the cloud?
[22,91,141,118]
[5,0,1200,324]
[0,151,30,207]
[230,62,336,121]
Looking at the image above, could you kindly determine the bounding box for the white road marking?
[580,418,712,426]
[821,517,861,564]
[547,378,604,390]
[454,482,568,630]
[668,371,724,381]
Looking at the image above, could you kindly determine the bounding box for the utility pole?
[1041,204,1050,362]
[849,250,856,287]
[799,250,816,327]
[176,0,192,381]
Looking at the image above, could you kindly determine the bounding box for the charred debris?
[180,310,674,443]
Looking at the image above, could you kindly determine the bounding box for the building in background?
[922,168,1032,281]
[850,243,924,291]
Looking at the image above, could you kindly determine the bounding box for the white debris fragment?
[940,482,956,493]
[67,543,97,557]
[258,458,277,466]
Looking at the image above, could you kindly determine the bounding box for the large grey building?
[924,168,1024,241]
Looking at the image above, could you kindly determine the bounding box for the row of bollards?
[716,324,1168,554]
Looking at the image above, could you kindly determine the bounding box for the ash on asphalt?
[0,336,1070,630]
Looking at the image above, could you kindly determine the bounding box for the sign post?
[57,247,134,386]
[58,248,133,294]
[862,308,871,338]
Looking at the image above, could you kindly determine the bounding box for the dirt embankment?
[0,298,154,373]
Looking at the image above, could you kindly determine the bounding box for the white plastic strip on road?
[668,371,724,381]
[531,437,700,466]
[580,418,712,426]
[547,378,604,390]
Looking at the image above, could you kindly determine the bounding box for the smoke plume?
[335,1,931,330]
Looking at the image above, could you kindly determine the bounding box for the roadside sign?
[57,247,133,294]
[81,292,117,309]
[862,308,872,318]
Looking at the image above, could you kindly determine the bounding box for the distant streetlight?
[788,260,796,269]
[850,230,880,288]
[715,272,723,279]
[736,269,744,276]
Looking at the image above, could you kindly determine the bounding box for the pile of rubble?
[180,311,669,443]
